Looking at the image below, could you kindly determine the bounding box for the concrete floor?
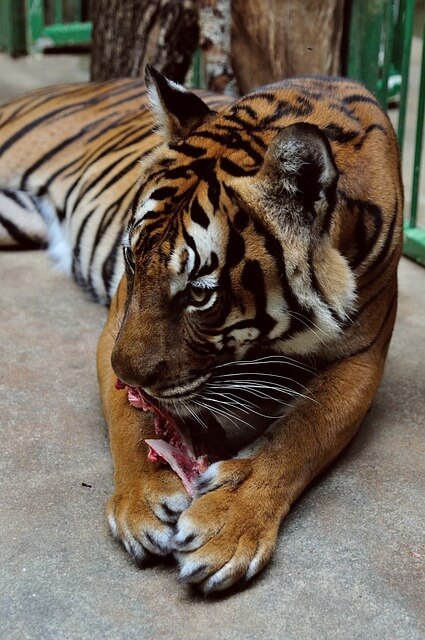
[1,50,425,640]
[1,252,424,640]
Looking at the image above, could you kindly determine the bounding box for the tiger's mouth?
[115,354,314,494]
[115,379,211,496]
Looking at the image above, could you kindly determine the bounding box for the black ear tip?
[145,64,161,85]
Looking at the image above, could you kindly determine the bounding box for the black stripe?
[169,141,205,158]
[182,226,200,278]
[74,154,139,214]
[2,189,28,208]
[42,121,133,192]
[342,93,381,107]
[259,97,313,127]
[227,223,245,268]
[190,198,210,229]
[344,291,397,359]
[0,212,44,249]
[71,207,96,287]
[260,225,313,335]
[323,123,360,144]
[87,192,130,291]
[361,207,398,279]
[20,114,116,190]
[338,192,384,269]
[241,259,276,334]
[150,186,178,200]
[193,130,263,166]
[0,83,142,157]
[102,231,125,304]
[353,123,387,150]
[220,157,257,177]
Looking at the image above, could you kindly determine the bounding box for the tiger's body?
[0,71,402,593]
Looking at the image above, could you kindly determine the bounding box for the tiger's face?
[111,68,356,407]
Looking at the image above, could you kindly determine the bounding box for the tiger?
[0,67,403,594]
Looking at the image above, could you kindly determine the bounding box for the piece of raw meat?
[115,380,209,496]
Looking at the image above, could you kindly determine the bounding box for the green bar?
[376,0,394,109]
[26,0,45,50]
[347,0,385,98]
[33,22,92,50]
[0,0,26,55]
[392,0,407,72]
[54,0,64,24]
[376,0,395,107]
[397,0,416,153]
[71,0,82,22]
[403,223,425,265]
[409,23,425,229]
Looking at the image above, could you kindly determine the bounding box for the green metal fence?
[0,1,91,55]
[348,0,425,266]
[26,0,91,52]
[0,1,26,55]
[403,21,425,265]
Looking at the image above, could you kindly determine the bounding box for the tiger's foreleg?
[173,339,391,593]
[97,277,191,563]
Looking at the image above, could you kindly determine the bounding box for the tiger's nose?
[111,348,167,390]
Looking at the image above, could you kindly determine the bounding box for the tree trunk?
[90,0,199,83]
[199,0,235,94]
[231,0,345,94]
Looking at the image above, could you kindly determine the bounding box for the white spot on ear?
[168,79,187,93]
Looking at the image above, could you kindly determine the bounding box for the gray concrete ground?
[1,48,425,640]
[1,252,424,640]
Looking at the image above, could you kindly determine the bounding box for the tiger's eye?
[188,284,211,304]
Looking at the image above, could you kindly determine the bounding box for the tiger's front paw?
[107,468,191,564]
[173,460,288,593]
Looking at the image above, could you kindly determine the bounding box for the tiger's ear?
[145,65,213,140]
[259,123,338,228]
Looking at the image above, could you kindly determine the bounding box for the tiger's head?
[111,68,356,410]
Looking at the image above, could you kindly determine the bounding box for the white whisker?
[195,398,256,431]
[194,399,242,431]
[214,354,315,375]
[205,380,315,403]
[287,310,332,342]
[211,371,309,385]
[181,399,208,431]
[206,390,284,420]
